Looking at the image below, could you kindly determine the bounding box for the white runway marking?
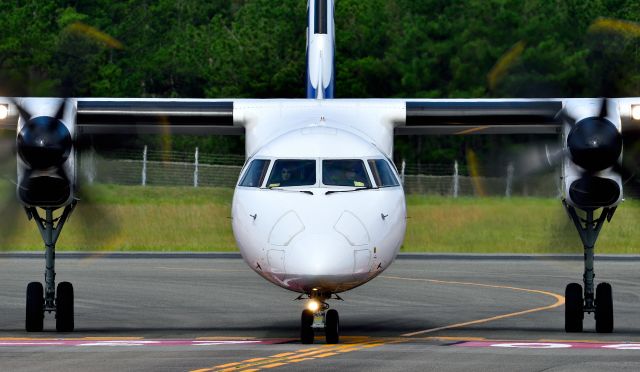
[458,341,640,350]
[0,338,290,347]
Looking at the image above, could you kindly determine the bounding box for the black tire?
[325,309,339,344]
[56,282,74,332]
[26,282,44,332]
[565,283,583,333]
[301,309,314,344]
[595,282,613,333]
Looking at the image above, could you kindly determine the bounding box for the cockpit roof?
[254,125,382,158]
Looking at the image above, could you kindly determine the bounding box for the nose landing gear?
[299,293,341,344]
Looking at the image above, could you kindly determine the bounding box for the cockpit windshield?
[267,159,316,187]
[239,159,270,187]
[322,159,372,188]
[368,159,400,187]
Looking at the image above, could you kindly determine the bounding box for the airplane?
[1,0,640,344]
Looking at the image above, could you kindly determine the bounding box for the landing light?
[632,105,640,121]
[0,104,8,120]
[306,299,320,312]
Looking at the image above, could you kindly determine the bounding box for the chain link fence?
[80,148,563,197]
[82,148,245,188]
[399,161,560,197]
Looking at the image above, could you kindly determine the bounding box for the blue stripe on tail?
[306,0,335,99]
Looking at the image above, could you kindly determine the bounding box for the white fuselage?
[232,122,406,294]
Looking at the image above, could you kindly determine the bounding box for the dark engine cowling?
[17,115,73,207]
[566,116,622,209]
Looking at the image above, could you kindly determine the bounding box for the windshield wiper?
[266,186,314,195]
[325,187,375,195]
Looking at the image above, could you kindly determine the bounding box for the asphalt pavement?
[1,254,640,371]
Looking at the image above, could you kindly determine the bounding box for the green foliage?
[0,0,638,162]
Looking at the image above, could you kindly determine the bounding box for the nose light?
[306,299,320,312]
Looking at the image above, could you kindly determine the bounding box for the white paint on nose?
[333,210,369,246]
[269,210,305,246]
[286,233,354,276]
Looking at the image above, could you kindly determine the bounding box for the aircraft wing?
[397,99,564,135]
[75,98,242,135]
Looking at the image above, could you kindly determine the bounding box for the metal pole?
[142,145,147,186]
[453,161,459,198]
[194,147,199,188]
[83,148,96,185]
[506,162,514,198]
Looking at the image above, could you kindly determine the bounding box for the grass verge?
[0,185,639,253]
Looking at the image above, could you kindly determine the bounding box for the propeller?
[0,132,21,249]
[512,99,628,185]
[0,98,122,251]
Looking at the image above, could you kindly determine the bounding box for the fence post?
[142,145,147,186]
[194,147,199,188]
[505,162,514,197]
[453,161,459,198]
[400,159,406,186]
[83,148,96,185]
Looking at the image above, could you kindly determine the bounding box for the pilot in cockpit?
[281,167,291,182]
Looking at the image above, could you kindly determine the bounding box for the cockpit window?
[267,159,316,187]
[239,159,270,187]
[368,159,400,187]
[322,159,372,188]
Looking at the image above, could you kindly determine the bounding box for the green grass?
[404,196,640,254]
[0,185,236,251]
[1,184,640,253]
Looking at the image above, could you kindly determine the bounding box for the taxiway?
[1,253,639,371]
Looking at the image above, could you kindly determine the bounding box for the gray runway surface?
[1,254,640,371]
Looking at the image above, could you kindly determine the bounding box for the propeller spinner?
[12,99,74,207]
[563,99,623,209]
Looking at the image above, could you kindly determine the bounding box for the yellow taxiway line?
[379,275,565,337]
[190,338,394,372]
[190,274,565,371]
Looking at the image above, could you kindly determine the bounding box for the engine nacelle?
[15,98,76,208]
[562,100,623,210]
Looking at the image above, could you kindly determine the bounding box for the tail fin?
[306,0,335,99]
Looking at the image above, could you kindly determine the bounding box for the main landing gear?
[25,203,76,332]
[299,292,341,344]
[563,201,615,333]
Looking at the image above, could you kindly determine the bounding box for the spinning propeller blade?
[0,99,123,251]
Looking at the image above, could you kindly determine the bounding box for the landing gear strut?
[563,201,614,333]
[25,203,76,332]
[299,292,341,344]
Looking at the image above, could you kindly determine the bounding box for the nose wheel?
[300,309,314,344]
[299,295,341,344]
[325,309,339,344]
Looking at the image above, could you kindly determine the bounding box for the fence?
[80,148,564,197]
[81,148,245,188]
[400,160,560,197]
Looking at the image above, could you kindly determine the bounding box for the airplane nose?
[286,233,355,276]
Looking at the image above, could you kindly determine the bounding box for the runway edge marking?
[456,341,640,350]
[378,275,565,337]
